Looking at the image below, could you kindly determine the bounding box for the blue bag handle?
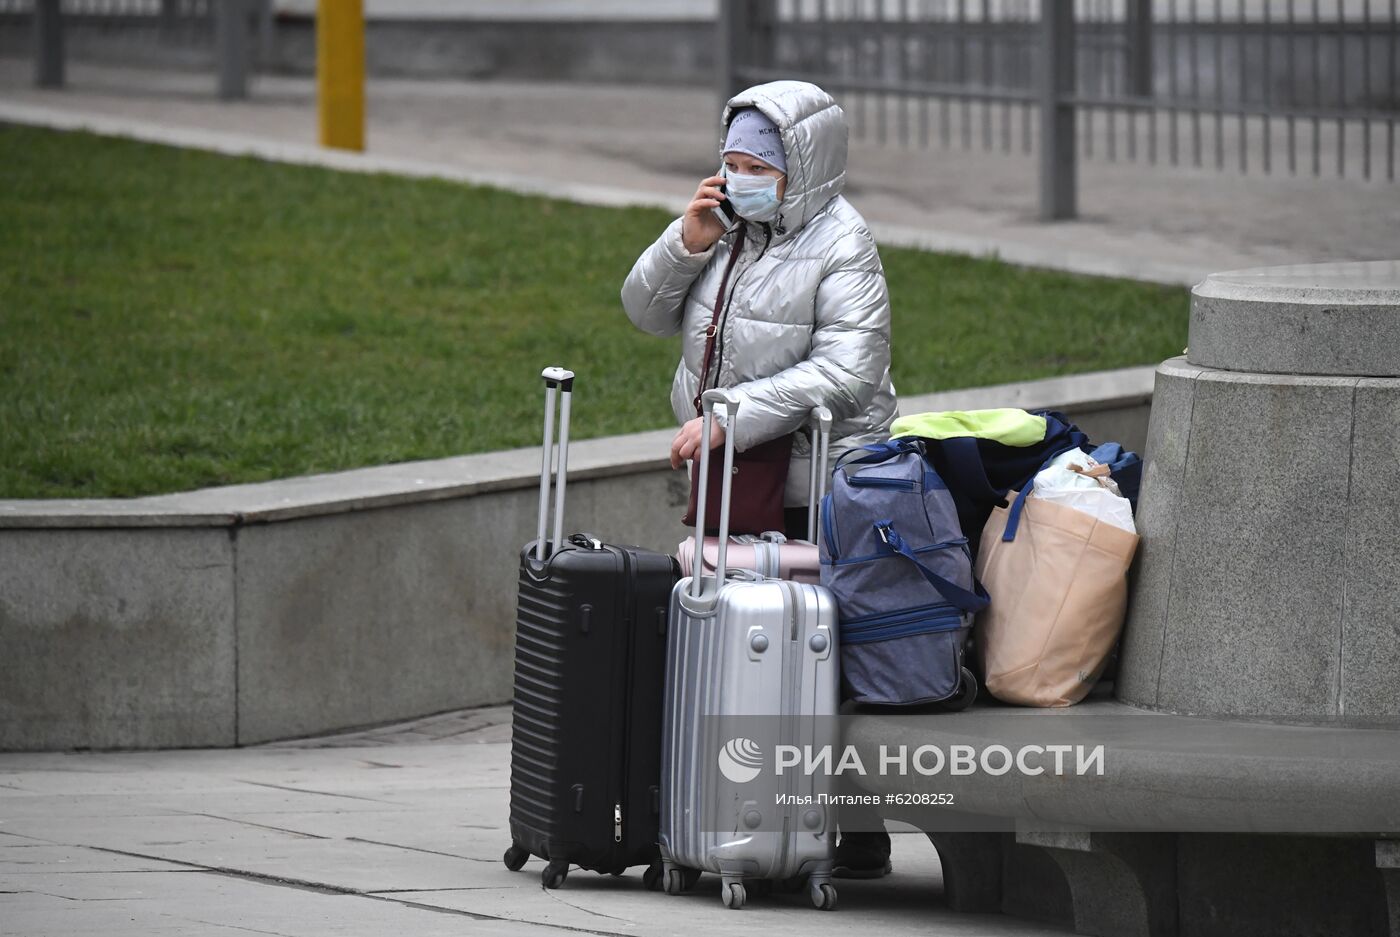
[936,435,1008,506]
[1002,485,1036,542]
[999,411,1092,541]
[835,438,923,471]
[1001,438,1095,542]
[875,521,991,614]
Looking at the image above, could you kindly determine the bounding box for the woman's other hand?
[670,417,726,470]
[680,175,729,254]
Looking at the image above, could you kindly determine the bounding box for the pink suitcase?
[675,407,830,585]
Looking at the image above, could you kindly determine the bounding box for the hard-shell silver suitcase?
[659,390,842,912]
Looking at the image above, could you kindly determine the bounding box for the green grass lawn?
[0,126,1187,499]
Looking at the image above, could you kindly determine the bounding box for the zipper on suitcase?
[612,548,635,857]
[777,581,801,878]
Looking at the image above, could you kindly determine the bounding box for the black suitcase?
[502,366,676,889]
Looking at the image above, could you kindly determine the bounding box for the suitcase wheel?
[541,860,569,889]
[941,667,979,712]
[723,881,747,910]
[502,843,529,872]
[643,861,664,891]
[811,881,838,911]
[663,868,685,896]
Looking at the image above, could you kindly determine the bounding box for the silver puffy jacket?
[621,80,898,508]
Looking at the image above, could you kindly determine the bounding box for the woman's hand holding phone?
[681,174,731,255]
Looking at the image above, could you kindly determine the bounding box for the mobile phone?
[711,167,737,226]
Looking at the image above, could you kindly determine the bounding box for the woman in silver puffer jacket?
[621,80,897,525]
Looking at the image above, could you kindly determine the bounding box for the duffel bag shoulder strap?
[834,438,923,472]
[932,435,1004,506]
[873,520,990,614]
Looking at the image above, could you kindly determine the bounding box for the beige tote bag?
[974,491,1140,707]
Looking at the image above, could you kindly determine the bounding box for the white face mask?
[725,171,782,223]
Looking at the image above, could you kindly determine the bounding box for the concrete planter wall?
[0,368,1152,751]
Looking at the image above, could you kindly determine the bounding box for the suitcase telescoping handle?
[535,366,576,561]
[805,406,833,543]
[691,389,739,598]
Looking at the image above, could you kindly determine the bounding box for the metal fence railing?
[0,1,219,26]
[6,0,274,98]
[720,0,1400,219]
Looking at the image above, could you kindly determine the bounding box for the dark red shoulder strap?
[693,225,747,415]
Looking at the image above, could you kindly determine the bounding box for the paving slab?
[0,706,1076,936]
[1,867,562,937]
[0,839,190,875]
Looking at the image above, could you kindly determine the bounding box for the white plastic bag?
[1033,448,1123,495]
[1031,449,1136,534]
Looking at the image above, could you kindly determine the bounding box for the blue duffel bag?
[819,439,990,709]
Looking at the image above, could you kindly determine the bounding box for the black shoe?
[833,831,892,879]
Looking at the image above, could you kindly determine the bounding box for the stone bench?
[846,699,1400,835]
[837,261,1400,937]
[843,699,1400,936]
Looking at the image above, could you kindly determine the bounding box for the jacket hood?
[722,81,847,239]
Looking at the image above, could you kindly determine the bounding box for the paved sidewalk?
[0,706,1067,937]
[2,59,1397,285]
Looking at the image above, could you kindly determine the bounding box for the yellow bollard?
[317,0,364,151]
